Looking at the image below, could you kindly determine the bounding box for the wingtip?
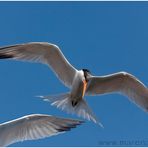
[57,127,71,132]
[0,53,14,59]
[56,120,84,133]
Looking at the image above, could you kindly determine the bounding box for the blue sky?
[0,1,148,147]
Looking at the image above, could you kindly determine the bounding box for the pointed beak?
[82,80,87,97]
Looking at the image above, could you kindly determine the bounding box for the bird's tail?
[37,92,103,127]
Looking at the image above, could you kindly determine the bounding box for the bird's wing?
[0,114,83,146]
[0,42,77,87]
[86,72,148,111]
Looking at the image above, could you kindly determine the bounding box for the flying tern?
[0,42,148,125]
[0,114,83,146]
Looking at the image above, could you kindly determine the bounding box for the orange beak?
[82,80,87,97]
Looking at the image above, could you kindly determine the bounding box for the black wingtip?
[57,120,84,132]
[57,127,71,132]
[0,54,13,59]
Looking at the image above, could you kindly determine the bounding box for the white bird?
[0,114,83,146]
[0,42,148,125]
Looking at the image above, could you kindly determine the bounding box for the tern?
[0,114,83,146]
[0,42,148,125]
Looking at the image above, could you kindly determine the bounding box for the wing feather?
[0,114,83,146]
[0,42,77,87]
[86,71,148,111]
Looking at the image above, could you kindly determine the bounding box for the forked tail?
[37,92,103,127]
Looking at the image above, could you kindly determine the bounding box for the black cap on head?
[82,69,91,82]
[82,69,90,73]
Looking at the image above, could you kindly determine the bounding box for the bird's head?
[82,69,91,82]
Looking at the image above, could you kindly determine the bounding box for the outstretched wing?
[0,42,77,88]
[86,72,148,111]
[0,114,83,146]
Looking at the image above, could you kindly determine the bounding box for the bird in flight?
[0,42,148,126]
[0,114,83,146]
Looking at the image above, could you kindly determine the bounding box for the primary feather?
[0,114,83,146]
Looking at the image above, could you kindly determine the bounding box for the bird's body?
[70,70,86,106]
[0,42,148,125]
[0,114,83,146]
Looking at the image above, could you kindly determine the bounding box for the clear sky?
[0,1,148,147]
